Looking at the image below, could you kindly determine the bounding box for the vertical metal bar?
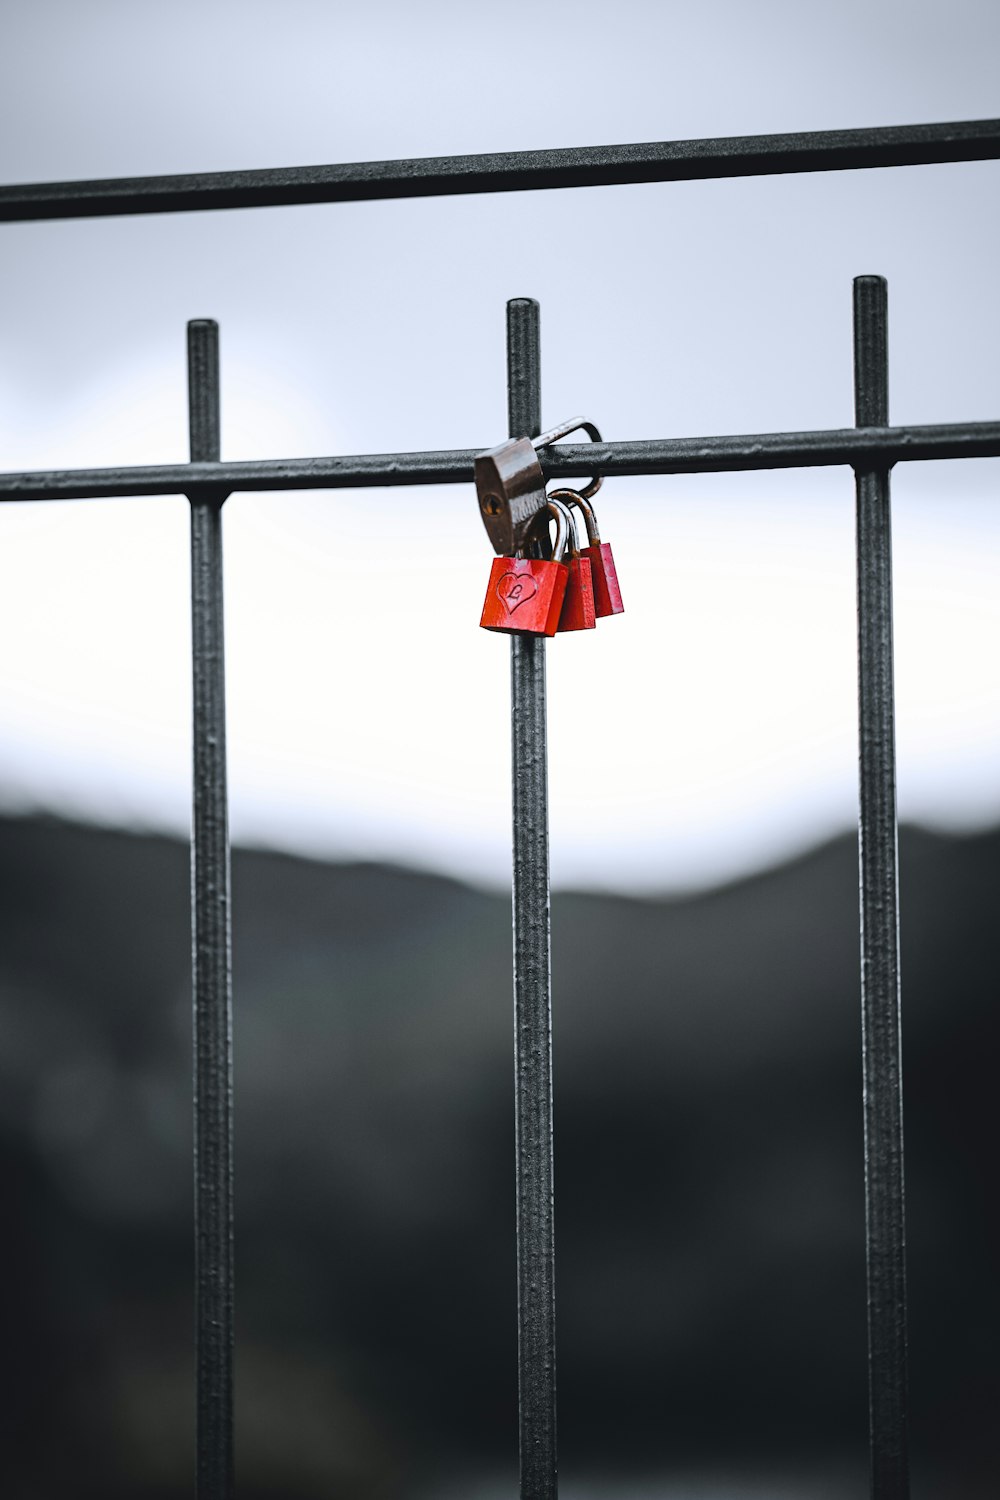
[853,275,909,1500]
[188,319,235,1500]
[506,296,557,1500]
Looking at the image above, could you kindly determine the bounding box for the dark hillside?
[0,815,995,1498]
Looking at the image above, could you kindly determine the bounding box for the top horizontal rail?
[1,118,998,222]
[1,421,998,501]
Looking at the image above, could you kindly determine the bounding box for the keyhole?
[482,494,502,516]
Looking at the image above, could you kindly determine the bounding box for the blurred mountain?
[0,814,995,1499]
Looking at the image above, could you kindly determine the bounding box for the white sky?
[0,0,998,891]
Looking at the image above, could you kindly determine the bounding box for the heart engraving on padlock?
[497,572,538,613]
[479,501,571,636]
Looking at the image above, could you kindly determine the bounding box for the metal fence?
[2,117,999,1500]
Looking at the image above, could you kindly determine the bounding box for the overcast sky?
[0,0,998,890]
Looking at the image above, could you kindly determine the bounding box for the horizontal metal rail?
[1,421,998,502]
[1,118,998,222]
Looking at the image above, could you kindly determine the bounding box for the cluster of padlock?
[476,418,623,636]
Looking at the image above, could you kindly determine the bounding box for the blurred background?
[0,1,997,1496]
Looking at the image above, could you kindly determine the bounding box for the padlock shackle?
[534,415,602,448]
[533,415,604,501]
[543,497,573,563]
[547,486,601,547]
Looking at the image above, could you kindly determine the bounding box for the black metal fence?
[2,117,999,1500]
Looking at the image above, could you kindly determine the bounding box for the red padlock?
[480,499,571,637]
[562,491,624,618]
[549,491,596,632]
